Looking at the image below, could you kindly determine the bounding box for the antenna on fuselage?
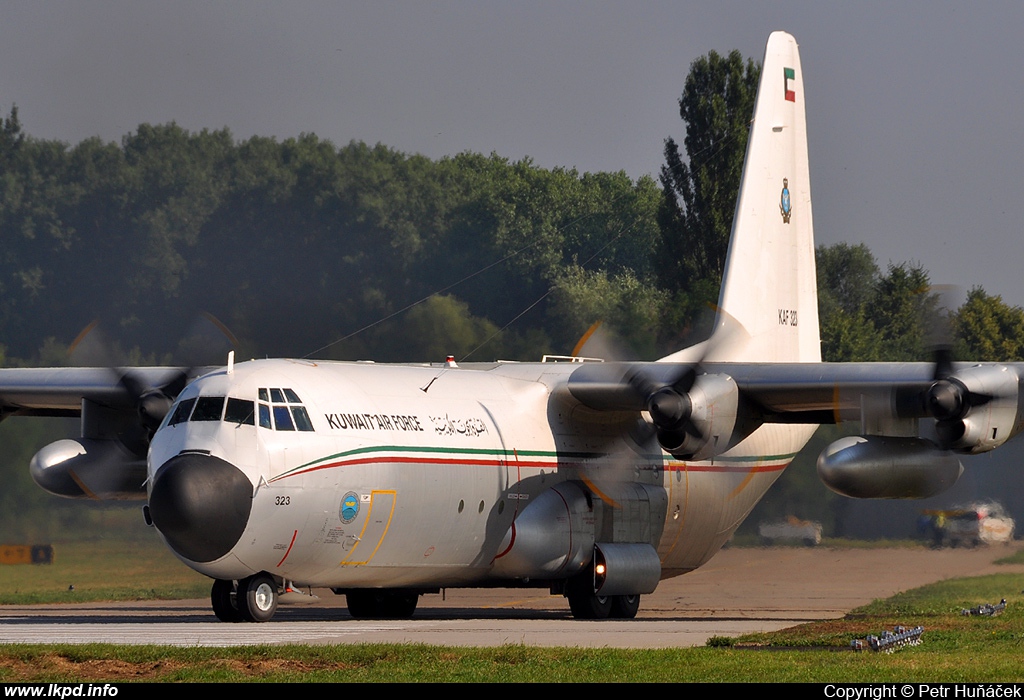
[227,350,235,374]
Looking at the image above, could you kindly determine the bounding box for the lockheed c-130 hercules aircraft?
[3,31,1020,622]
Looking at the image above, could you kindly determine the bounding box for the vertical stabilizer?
[670,31,820,363]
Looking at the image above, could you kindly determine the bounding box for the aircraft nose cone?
[148,452,252,563]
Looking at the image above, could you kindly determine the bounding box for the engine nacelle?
[29,438,147,500]
[490,482,595,580]
[659,374,761,461]
[817,435,963,499]
[932,365,1021,454]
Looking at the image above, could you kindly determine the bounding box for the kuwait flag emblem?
[784,67,796,102]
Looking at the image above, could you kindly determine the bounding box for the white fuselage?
[147,358,816,588]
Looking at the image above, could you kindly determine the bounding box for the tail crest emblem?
[779,178,792,223]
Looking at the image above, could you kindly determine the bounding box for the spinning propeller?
[68,313,236,450]
[627,364,703,453]
[915,286,999,450]
[567,309,751,459]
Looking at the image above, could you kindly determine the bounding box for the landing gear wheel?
[610,594,641,619]
[346,590,419,619]
[211,579,243,622]
[566,574,612,620]
[239,573,278,622]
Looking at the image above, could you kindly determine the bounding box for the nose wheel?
[211,578,242,622]
[211,574,279,622]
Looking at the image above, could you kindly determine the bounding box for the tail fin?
[690,31,820,363]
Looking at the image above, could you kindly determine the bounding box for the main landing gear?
[565,572,641,620]
[211,573,279,622]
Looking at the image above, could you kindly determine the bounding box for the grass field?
[0,535,210,605]
[2,549,1023,682]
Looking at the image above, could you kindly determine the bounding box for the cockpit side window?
[168,397,196,426]
[224,398,255,425]
[258,403,272,429]
[191,396,226,421]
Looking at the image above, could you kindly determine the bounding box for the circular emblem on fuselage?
[340,491,360,523]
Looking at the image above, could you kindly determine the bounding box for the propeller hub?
[138,391,174,428]
[647,388,691,429]
[926,379,965,421]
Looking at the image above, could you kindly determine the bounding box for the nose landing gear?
[211,573,279,622]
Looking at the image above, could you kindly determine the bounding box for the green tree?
[657,50,760,303]
[817,243,882,361]
[0,104,24,163]
[547,266,667,357]
[953,287,1024,361]
[872,262,935,361]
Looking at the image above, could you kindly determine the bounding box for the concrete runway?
[2,545,1021,648]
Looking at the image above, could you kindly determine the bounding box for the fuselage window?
[191,396,226,421]
[291,406,314,431]
[258,403,272,429]
[224,398,255,425]
[273,405,295,430]
[168,397,196,426]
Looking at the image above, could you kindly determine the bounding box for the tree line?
[1,82,1023,368]
[0,107,664,366]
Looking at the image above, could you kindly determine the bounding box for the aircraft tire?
[346,590,419,619]
[568,591,612,620]
[566,574,612,619]
[610,594,641,619]
[211,579,243,622]
[239,573,278,622]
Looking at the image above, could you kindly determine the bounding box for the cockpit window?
[291,406,314,431]
[191,396,225,421]
[256,387,315,432]
[224,398,255,425]
[273,405,295,431]
[168,397,196,426]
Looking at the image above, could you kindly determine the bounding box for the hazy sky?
[3,1,1024,307]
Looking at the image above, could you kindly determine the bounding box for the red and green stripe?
[268,444,798,483]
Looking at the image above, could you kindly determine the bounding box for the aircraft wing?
[566,360,937,418]
[0,366,208,418]
[566,358,1022,498]
[702,362,937,421]
[567,359,1021,445]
